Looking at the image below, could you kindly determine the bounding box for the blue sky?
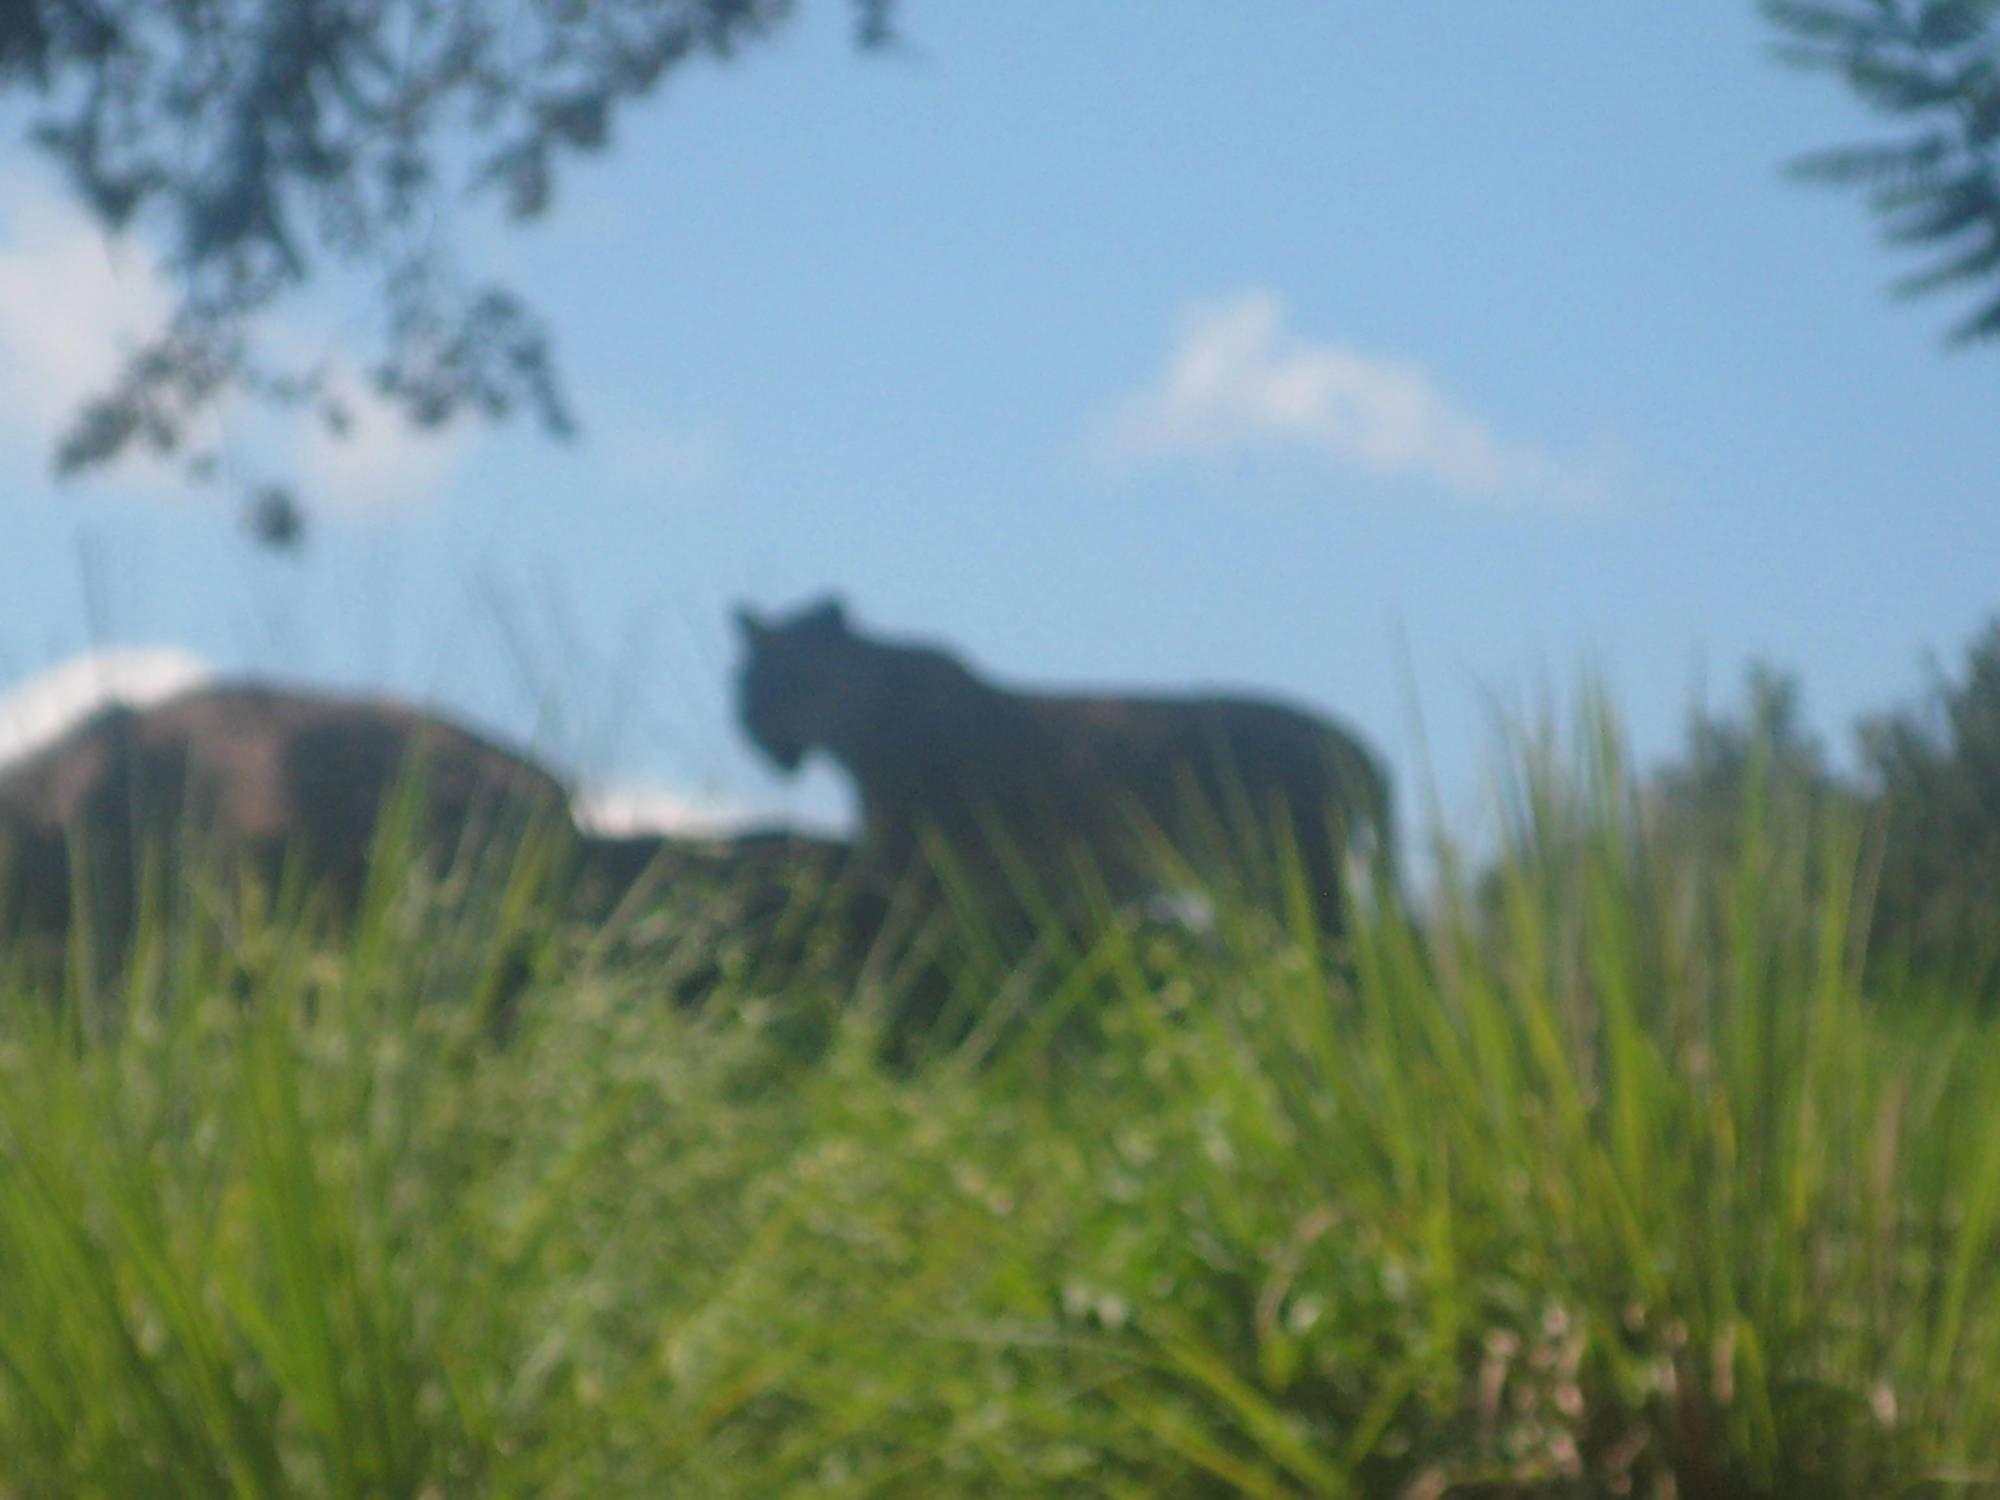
[0,4,1992,845]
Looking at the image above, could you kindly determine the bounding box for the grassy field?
[1,723,1998,1498]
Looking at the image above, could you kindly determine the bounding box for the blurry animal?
[733,597,1395,936]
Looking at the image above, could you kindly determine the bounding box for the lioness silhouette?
[734,597,1394,935]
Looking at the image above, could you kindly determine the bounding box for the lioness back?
[1062,688,1387,829]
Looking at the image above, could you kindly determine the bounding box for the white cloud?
[0,172,465,510]
[573,782,766,838]
[575,780,856,842]
[0,646,213,768]
[1102,290,1624,510]
[0,182,171,430]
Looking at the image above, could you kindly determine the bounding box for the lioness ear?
[805,597,849,635]
[732,604,766,642]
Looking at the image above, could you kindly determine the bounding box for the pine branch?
[1765,0,2000,348]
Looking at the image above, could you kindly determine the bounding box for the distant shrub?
[1642,628,2000,1004]
[1860,620,2000,999]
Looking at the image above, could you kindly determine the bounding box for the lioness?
[734,597,1395,936]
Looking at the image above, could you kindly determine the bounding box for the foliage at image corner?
[0,0,900,515]
[1765,0,2000,341]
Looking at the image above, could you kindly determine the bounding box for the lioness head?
[734,597,852,773]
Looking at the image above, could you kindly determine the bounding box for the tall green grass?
[1,708,1998,1496]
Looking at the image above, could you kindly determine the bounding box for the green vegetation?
[1660,621,2000,1006]
[1765,0,2000,345]
[2,706,1999,1497]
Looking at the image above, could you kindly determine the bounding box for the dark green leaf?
[1891,229,2000,290]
